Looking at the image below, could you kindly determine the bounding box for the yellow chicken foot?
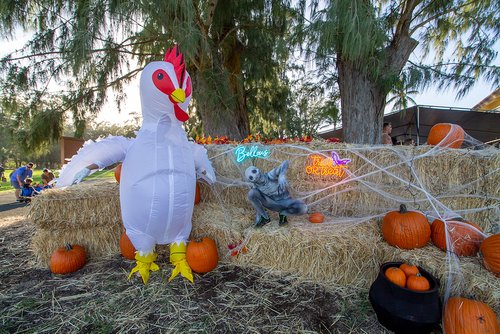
[168,242,193,283]
[128,252,160,284]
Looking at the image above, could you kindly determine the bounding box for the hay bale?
[29,180,121,229]
[191,201,383,287]
[190,204,499,308]
[204,143,499,227]
[28,143,499,308]
[32,223,122,266]
[190,202,251,259]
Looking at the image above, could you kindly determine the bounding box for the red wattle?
[174,104,189,122]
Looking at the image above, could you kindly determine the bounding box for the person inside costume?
[55,45,216,284]
[245,160,307,227]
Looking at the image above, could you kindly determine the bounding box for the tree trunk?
[193,13,250,141]
[194,71,249,141]
[337,59,386,144]
[338,34,418,144]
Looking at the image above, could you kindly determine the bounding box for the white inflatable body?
[57,51,215,255]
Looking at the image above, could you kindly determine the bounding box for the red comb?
[164,44,186,88]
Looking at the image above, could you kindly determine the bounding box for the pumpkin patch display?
[431,218,484,256]
[308,212,325,224]
[406,273,430,292]
[444,297,500,334]
[381,204,431,249]
[480,234,500,277]
[427,123,465,148]
[186,237,219,274]
[120,231,136,260]
[384,267,406,288]
[49,243,87,274]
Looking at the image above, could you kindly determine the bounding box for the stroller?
[19,179,40,203]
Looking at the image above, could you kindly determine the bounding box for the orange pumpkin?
[194,183,201,205]
[480,234,500,277]
[444,297,500,334]
[431,218,484,256]
[381,204,431,249]
[120,231,136,260]
[309,212,325,224]
[114,164,122,183]
[49,243,87,274]
[427,123,465,148]
[186,237,219,274]
[399,263,419,277]
[385,267,406,288]
[406,273,430,291]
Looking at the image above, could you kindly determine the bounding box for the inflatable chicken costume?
[56,45,216,284]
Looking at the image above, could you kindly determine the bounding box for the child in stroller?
[19,178,40,203]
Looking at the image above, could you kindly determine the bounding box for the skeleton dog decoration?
[245,160,307,227]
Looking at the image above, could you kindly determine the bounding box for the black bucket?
[369,261,442,334]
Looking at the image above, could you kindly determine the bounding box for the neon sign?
[305,151,350,178]
[331,151,351,165]
[234,145,271,163]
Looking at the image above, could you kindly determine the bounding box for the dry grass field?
[0,192,390,333]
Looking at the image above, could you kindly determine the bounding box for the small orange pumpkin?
[309,212,325,224]
[399,263,419,277]
[480,234,500,277]
[194,183,201,205]
[114,164,122,183]
[186,237,219,274]
[385,267,406,288]
[406,273,430,291]
[381,204,431,249]
[427,123,465,148]
[120,231,136,260]
[49,243,87,274]
[431,218,484,256]
[444,297,500,334]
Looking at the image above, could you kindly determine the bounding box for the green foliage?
[0,168,113,192]
[309,0,387,63]
[0,169,43,192]
[300,0,499,143]
[0,1,498,146]
[306,0,499,99]
[249,70,340,138]
[0,0,308,143]
[83,117,140,140]
[405,0,499,98]
[386,70,419,111]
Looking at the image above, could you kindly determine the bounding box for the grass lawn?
[0,168,115,192]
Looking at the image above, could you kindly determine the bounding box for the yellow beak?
[170,88,186,104]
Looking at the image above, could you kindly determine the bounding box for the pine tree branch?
[193,0,208,34]
[60,67,144,114]
[395,0,420,37]
[1,39,159,63]
[204,0,218,29]
[409,0,476,35]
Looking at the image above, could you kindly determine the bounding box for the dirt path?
[0,190,29,221]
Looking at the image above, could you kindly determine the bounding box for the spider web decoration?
[198,128,499,317]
